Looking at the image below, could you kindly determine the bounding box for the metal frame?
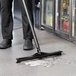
[52,0,56,32]
[69,0,72,39]
[70,0,76,42]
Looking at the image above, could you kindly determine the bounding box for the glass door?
[55,0,71,39]
[55,0,61,30]
[41,0,54,28]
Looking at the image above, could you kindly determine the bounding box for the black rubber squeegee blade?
[16,51,63,63]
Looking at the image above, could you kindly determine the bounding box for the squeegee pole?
[22,0,41,54]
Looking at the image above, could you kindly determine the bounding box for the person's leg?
[19,0,34,50]
[19,0,33,40]
[1,0,13,39]
[0,0,13,49]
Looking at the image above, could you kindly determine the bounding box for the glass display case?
[54,0,72,40]
[41,0,73,40]
[55,0,70,34]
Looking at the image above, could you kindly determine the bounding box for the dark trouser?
[1,0,33,40]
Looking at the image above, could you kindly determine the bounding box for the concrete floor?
[0,27,76,76]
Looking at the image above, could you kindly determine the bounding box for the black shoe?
[23,39,33,50]
[0,39,12,49]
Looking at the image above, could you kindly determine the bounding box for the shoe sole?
[0,44,12,49]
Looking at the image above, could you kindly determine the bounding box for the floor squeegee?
[16,0,63,63]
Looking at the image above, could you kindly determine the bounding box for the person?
[35,0,40,25]
[0,0,34,50]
